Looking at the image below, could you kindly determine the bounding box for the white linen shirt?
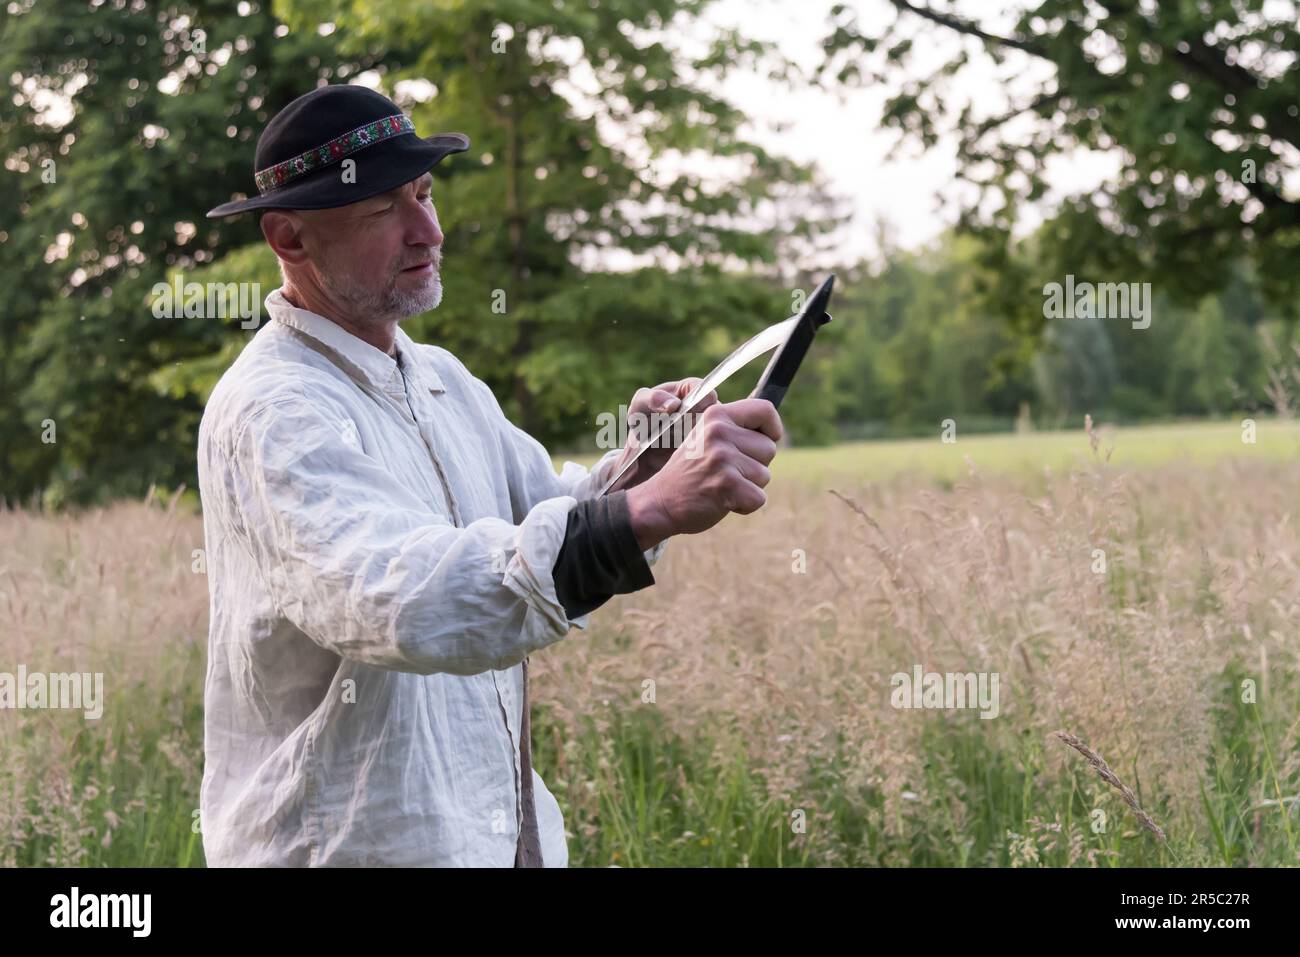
[197,286,665,867]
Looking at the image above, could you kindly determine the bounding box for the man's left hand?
[605,377,719,494]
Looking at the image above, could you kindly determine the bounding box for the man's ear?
[260,210,311,267]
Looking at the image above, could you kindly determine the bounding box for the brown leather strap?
[514,656,544,867]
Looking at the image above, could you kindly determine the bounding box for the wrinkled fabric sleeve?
[462,374,668,571]
[218,394,581,676]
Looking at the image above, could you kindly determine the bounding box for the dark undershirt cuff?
[551,489,656,620]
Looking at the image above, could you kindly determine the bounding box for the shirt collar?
[265,286,445,395]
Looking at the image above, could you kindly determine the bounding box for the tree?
[825,233,1035,435]
[267,0,838,446]
[819,0,1300,339]
[0,0,388,506]
[2,0,835,505]
[1033,312,1118,421]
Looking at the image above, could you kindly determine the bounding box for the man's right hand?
[624,397,782,550]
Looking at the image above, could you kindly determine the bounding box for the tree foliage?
[1,0,833,505]
[820,0,1300,335]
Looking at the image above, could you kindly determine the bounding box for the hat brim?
[205,132,470,218]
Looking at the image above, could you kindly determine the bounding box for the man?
[198,84,782,867]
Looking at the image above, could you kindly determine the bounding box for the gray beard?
[320,258,443,323]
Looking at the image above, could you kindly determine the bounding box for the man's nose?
[406,203,443,248]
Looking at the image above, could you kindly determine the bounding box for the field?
[571,417,1300,485]
[2,419,1298,866]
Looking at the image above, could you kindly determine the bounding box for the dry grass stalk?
[1053,731,1168,844]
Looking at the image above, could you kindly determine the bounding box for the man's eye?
[371,205,393,216]
[418,193,432,203]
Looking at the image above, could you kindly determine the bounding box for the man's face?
[294,171,445,324]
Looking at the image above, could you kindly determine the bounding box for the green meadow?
[4,420,1297,866]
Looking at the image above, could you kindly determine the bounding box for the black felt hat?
[206,84,470,218]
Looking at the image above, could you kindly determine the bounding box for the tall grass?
[0,489,206,866]
[2,429,1297,866]
[536,441,1300,866]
